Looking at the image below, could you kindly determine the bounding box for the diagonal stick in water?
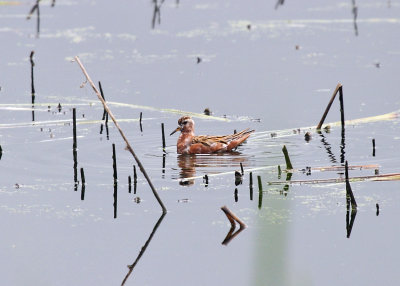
[74,56,167,213]
[317,83,342,130]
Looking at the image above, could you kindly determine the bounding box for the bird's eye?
[182,121,188,125]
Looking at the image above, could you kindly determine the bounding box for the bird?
[170,116,254,154]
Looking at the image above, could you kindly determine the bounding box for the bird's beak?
[170,126,181,136]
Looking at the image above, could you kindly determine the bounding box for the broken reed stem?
[240,162,244,175]
[80,167,85,184]
[221,205,246,228]
[74,56,166,213]
[80,167,86,200]
[30,51,35,95]
[317,83,342,130]
[345,160,357,209]
[128,176,132,193]
[282,145,293,170]
[161,123,166,152]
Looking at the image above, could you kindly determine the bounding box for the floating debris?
[304,132,312,142]
[134,197,141,203]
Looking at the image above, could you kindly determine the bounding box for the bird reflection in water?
[177,152,249,186]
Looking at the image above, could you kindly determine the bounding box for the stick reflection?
[121,213,166,285]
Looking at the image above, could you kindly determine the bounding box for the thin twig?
[74,56,167,213]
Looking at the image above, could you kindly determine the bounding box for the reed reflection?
[346,207,357,238]
[318,131,338,164]
[27,0,40,38]
[151,0,164,29]
[351,0,359,36]
[177,153,249,186]
[275,0,284,9]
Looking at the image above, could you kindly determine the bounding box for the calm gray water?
[1,1,400,285]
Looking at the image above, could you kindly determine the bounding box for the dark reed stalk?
[133,165,137,183]
[80,167,85,184]
[139,112,143,132]
[0,145,2,160]
[203,174,209,186]
[376,203,379,216]
[338,85,345,129]
[161,123,166,152]
[162,153,166,174]
[257,175,263,209]
[282,145,293,169]
[372,138,376,157]
[257,175,262,192]
[72,108,78,189]
[317,83,342,130]
[112,143,117,184]
[72,108,77,149]
[133,165,138,194]
[278,165,281,179]
[98,81,107,120]
[80,167,85,200]
[345,160,357,209]
[30,51,35,95]
[75,56,166,213]
[113,182,117,219]
[249,172,253,200]
[128,176,132,193]
[234,188,238,202]
[240,162,244,175]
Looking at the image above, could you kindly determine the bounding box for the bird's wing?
[192,129,254,146]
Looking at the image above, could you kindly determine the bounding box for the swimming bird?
[170,116,254,154]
